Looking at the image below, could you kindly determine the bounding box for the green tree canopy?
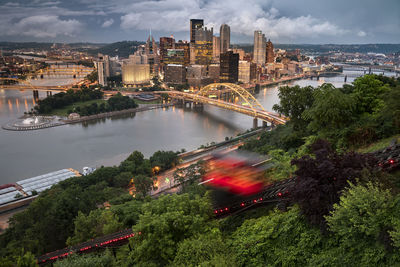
[230,206,323,267]
[128,194,213,266]
[303,83,356,137]
[272,85,315,130]
[67,209,123,246]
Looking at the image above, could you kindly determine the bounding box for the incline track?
[36,143,400,264]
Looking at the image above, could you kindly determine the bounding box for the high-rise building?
[220,24,230,53]
[266,39,274,64]
[190,19,204,43]
[145,34,159,76]
[212,36,221,62]
[186,65,213,88]
[253,30,266,66]
[164,49,185,65]
[193,26,213,65]
[220,51,239,83]
[164,64,186,84]
[238,60,257,84]
[159,37,175,66]
[94,54,111,86]
[208,64,220,83]
[232,48,245,61]
[175,41,190,66]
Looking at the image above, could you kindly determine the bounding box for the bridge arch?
[199,83,266,112]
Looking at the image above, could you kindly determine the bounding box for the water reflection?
[0,69,397,184]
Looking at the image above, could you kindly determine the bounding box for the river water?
[0,69,397,183]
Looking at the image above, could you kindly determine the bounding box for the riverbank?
[2,103,175,131]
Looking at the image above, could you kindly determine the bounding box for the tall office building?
[145,34,159,76]
[190,19,204,43]
[175,41,190,66]
[220,24,230,53]
[94,54,110,86]
[220,51,239,83]
[159,37,175,66]
[266,39,274,63]
[193,26,213,65]
[238,60,257,83]
[253,30,266,66]
[212,36,221,62]
[164,49,185,65]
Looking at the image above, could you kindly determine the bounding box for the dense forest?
[1,75,400,266]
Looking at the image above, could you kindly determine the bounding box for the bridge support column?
[262,120,268,128]
[33,90,39,101]
[252,118,258,129]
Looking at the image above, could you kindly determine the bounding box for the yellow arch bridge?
[156,83,288,126]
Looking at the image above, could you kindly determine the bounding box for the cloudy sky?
[0,0,399,44]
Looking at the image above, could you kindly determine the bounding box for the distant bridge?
[0,78,70,91]
[155,83,288,126]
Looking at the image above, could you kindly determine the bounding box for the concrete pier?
[253,118,258,129]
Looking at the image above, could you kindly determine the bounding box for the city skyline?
[0,0,399,44]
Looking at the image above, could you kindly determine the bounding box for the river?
[0,69,397,183]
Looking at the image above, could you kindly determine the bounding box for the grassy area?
[357,134,400,153]
[47,99,106,117]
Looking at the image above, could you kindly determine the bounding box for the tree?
[133,174,157,197]
[265,149,296,182]
[86,70,98,83]
[303,83,356,137]
[149,150,179,171]
[16,252,38,267]
[173,162,206,195]
[127,194,213,266]
[67,210,123,246]
[230,206,324,267]
[54,253,115,267]
[173,231,234,267]
[352,75,390,114]
[272,85,315,130]
[290,139,375,228]
[314,182,400,266]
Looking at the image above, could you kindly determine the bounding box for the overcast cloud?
[0,0,398,43]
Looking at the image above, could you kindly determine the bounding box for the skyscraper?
[220,51,239,83]
[266,39,274,64]
[220,24,230,53]
[175,41,190,66]
[94,54,110,86]
[159,37,175,66]
[193,26,213,65]
[190,19,204,43]
[253,30,266,66]
[145,34,159,76]
[212,36,220,62]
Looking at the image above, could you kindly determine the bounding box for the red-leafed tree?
[290,139,375,228]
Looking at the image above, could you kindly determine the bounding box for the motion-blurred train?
[202,151,267,196]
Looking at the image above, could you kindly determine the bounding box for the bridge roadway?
[154,91,288,125]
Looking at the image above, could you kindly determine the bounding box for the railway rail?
[36,143,400,264]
